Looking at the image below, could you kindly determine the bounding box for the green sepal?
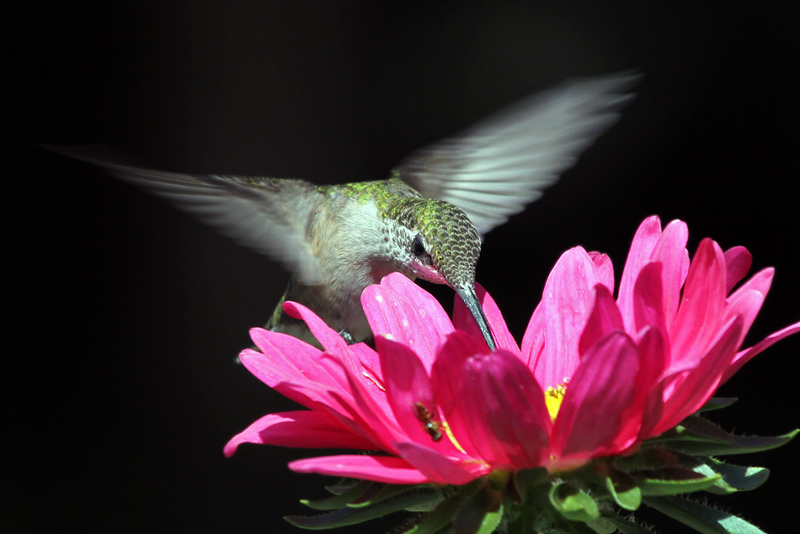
[681,415,742,442]
[512,467,549,502]
[604,512,658,534]
[638,470,721,496]
[347,480,385,506]
[453,483,504,534]
[323,478,360,495]
[301,481,434,511]
[300,479,374,510]
[698,397,738,412]
[603,470,641,511]
[401,495,464,534]
[350,483,431,508]
[694,458,770,495]
[586,516,617,534]
[612,447,685,472]
[660,425,798,456]
[649,415,734,445]
[643,495,767,534]
[549,482,600,523]
[285,487,440,530]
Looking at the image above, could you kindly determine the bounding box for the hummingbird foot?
[338,329,357,345]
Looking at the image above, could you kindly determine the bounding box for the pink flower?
[225,216,800,482]
[512,215,800,469]
[224,274,501,485]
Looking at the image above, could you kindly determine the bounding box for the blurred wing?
[57,148,323,284]
[396,72,639,235]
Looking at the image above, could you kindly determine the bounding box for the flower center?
[544,380,569,422]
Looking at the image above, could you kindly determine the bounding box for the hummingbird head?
[386,198,496,351]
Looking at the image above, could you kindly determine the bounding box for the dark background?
[9,2,799,533]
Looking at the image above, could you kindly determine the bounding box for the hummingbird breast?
[278,180,421,342]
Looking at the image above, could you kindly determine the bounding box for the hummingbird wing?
[57,149,324,284]
[395,72,639,236]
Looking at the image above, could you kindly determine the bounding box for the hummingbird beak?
[455,285,497,351]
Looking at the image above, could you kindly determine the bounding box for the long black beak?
[455,285,497,351]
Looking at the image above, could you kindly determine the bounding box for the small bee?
[414,402,443,442]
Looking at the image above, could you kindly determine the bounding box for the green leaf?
[668,429,798,457]
[453,483,504,534]
[638,471,721,496]
[285,488,440,530]
[402,495,464,534]
[653,421,798,456]
[694,458,770,494]
[586,516,617,534]
[613,447,682,472]
[475,503,503,534]
[698,397,738,412]
[324,478,360,495]
[347,480,385,506]
[604,472,641,511]
[513,467,549,501]
[350,483,434,508]
[605,513,657,534]
[549,482,600,523]
[643,495,767,534]
[300,480,375,510]
[680,416,740,442]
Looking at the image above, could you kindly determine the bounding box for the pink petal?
[241,331,351,411]
[632,262,668,337]
[289,454,431,484]
[588,251,615,294]
[362,273,454,368]
[716,268,775,353]
[347,341,386,392]
[282,302,349,354]
[623,215,664,270]
[551,331,641,462]
[635,327,670,400]
[728,267,773,302]
[224,411,376,457]
[652,316,743,436]
[247,329,324,387]
[395,442,488,485]
[670,239,728,366]
[453,282,519,353]
[635,327,670,439]
[520,299,545,368]
[618,216,664,325]
[649,220,690,332]
[455,349,551,470]
[332,351,410,454]
[639,384,665,440]
[376,336,455,450]
[431,332,493,459]
[724,320,800,383]
[240,329,397,449]
[722,290,766,351]
[579,284,624,357]
[724,246,753,293]
[610,327,669,451]
[534,247,604,388]
[333,345,394,419]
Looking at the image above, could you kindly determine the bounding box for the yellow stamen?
[544,380,569,422]
[362,371,386,392]
[442,422,468,455]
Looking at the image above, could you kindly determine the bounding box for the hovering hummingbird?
[57,73,637,351]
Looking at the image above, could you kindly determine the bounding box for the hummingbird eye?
[412,234,433,265]
[412,234,426,256]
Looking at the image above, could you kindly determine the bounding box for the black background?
[9,2,800,533]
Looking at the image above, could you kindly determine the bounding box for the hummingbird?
[56,72,637,351]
